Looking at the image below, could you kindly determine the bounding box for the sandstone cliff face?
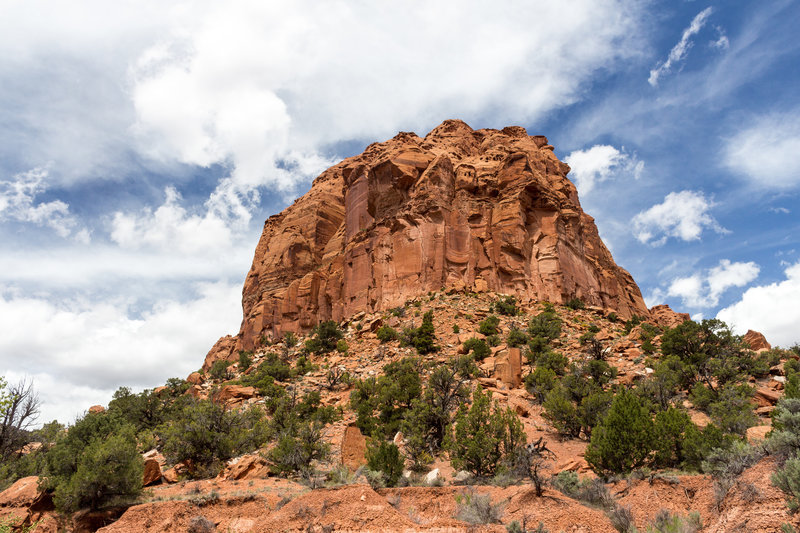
[230,120,648,352]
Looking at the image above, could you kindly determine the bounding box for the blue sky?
[1,0,799,424]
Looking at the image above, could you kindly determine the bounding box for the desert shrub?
[577,389,613,438]
[294,354,315,376]
[336,339,348,353]
[647,509,702,533]
[401,311,438,354]
[551,471,614,509]
[565,298,585,310]
[767,398,800,459]
[774,456,800,514]
[283,331,298,347]
[350,357,422,438]
[453,324,460,334]
[268,420,330,477]
[455,489,505,525]
[240,352,292,386]
[651,407,694,469]
[542,384,581,438]
[585,390,654,477]
[528,311,561,341]
[449,387,526,477]
[463,337,491,361]
[534,350,568,375]
[524,366,556,404]
[507,327,529,348]
[486,334,501,347]
[366,441,405,487]
[608,504,635,533]
[305,320,343,354]
[584,359,616,386]
[702,439,764,480]
[479,315,501,336]
[494,295,519,316]
[376,326,398,343]
[160,400,269,477]
[43,414,142,512]
[607,312,619,323]
[708,385,757,436]
[238,351,253,371]
[681,423,735,472]
[623,314,642,334]
[208,360,230,381]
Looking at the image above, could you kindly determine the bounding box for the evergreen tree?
[585,389,654,476]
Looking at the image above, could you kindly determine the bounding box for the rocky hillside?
[214,120,648,357]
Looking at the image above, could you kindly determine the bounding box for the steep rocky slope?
[218,120,648,357]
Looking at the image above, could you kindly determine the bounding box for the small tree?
[494,296,519,316]
[366,440,405,487]
[479,315,501,336]
[585,389,654,477]
[449,387,526,478]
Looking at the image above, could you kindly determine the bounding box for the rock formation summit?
[214,119,649,357]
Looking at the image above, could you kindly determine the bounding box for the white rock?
[425,468,441,485]
[774,376,787,383]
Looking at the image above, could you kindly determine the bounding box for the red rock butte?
[215,119,650,356]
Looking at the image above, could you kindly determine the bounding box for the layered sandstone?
[222,120,649,354]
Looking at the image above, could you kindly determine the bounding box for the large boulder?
[744,329,771,351]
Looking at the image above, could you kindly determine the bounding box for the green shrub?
[43,413,142,512]
[565,298,585,310]
[507,327,528,348]
[455,489,505,524]
[774,456,800,514]
[366,441,405,487]
[767,398,800,459]
[238,351,253,371]
[449,387,526,477]
[376,326,398,343]
[453,324,460,334]
[294,354,315,376]
[651,407,693,469]
[479,315,501,336]
[494,296,519,316]
[239,352,292,387]
[528,311,561,341]
[283,331,298,347]
[463,338,491,361]
[524,366,556,404]
[268,420,329,477]
[306,320,344,354]
[647,509,702,533]
[336,339,348,353]
[52,427,143,511]
[401,311,438,354]
[351,357,422,438]
[160,400,269,477]
[585,390,654,476]
[623,314,642,334]
[542,384,581,438]
[486,334,501,347]
[209,359,230,381]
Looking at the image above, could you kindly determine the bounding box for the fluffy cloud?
[564,145,643,196]
[0,281,241,424]
[128,1,646,216]
[723,110,800,189]
[0,168,89,242]
[649,7,714,86]
[633,190,726,245]
[111,187,236,254]
[718,261,800,347]
[647,259,760,308]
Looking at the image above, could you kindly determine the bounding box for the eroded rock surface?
[210,120,649,359]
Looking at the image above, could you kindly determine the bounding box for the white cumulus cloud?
[564,145,643,196]
[647,259,760,309]
[718,261,800,347]
[633,190,727,245]
[0,281,242,424]
[649,7,714,86]
[0,168,88,242]
[723,110,800,189]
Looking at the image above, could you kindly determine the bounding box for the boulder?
[186,372,203,385]
[424,468,441,486]
[142,459,162,486]
[744,329,771,351]
[216,385,257,405]
[0,476,40,507]
[88,405,105,414]
[755,387,781,406]
[219,455,270,480]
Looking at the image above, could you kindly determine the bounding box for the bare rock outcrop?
[210,120,650,356]
[744,329,771,351]
[649,304,690,329]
